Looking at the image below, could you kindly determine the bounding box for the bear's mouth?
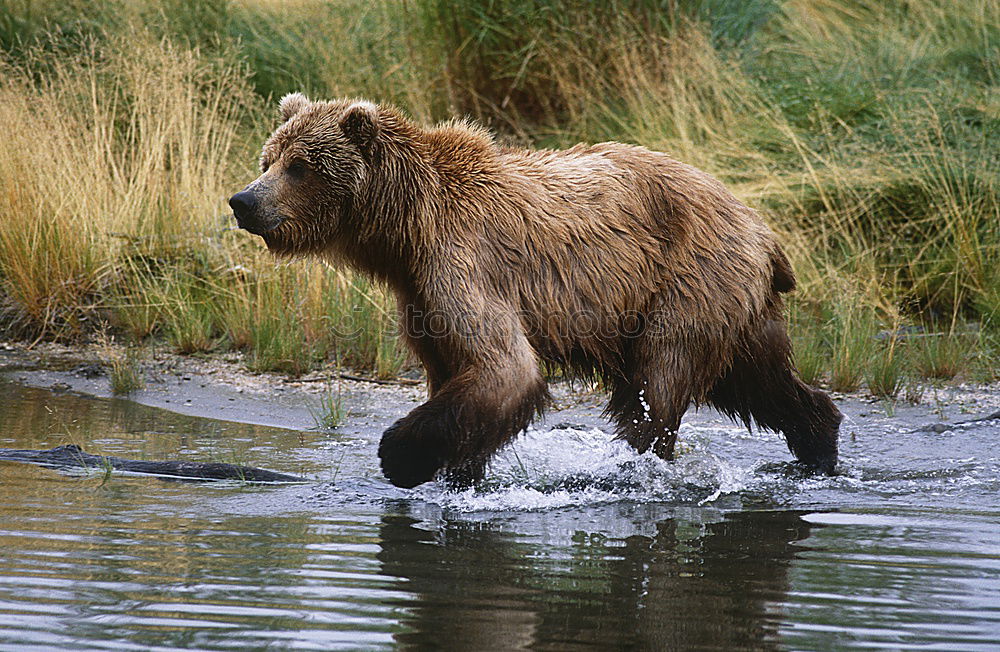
[258,222,293,251]
[236,214,285,236]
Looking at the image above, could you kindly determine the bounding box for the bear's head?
[229,93,383,256]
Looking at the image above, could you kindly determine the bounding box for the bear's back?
[436,142,780,354]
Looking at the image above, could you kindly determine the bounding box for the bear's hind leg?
[604,341,701,461]
[708,319,841,473]
[606,376,685,460]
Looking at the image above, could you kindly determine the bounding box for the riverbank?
[3,340,998,455]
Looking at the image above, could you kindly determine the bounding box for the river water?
[0,378,998,650]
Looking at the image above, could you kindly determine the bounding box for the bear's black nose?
[229,191,256,222]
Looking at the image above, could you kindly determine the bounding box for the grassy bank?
[0,0,996,392]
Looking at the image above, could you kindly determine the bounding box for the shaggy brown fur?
[229,93,841,488]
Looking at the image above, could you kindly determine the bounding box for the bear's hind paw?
[797,452,838,476]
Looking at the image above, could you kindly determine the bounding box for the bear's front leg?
[378,401,455,489]
[378,352,548,489]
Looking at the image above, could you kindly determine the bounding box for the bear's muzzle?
[229,191,284,235]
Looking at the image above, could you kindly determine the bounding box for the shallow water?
[1,379,999,650]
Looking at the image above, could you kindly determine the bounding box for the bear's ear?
[279,92,310,122]
[340,101,380,157]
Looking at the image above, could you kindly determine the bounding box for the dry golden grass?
[0,31,252,335]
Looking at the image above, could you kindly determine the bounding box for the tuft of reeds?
[866,337,905,400]
[0,28,254,340]
[110,348,146,396]
[828,299,878,394]
[913,333,974,381]
[95,331,145,395]
[310,385,346,431]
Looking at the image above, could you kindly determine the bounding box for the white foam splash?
[413,426,754,512]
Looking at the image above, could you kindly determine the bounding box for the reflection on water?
[0,380,998,649]
[378,509,809,650]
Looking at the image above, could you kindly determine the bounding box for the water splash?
[414,425,755,512]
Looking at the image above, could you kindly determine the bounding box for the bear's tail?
[770,245,796,294]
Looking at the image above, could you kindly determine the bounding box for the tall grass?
[0,29,250,336]
[0,0,996,383]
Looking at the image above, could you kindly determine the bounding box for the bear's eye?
[286,160,308,179]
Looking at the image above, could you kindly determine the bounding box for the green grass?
[828,299,879,393]
[94,331,146,395]
[310,386,346,431]
[789,300,830,387]
[109,348,145,396]
[865,338,905,400]
[913,332,975,380]
[0,0,996,385]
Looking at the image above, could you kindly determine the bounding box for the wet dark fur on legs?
[708,316,842,473]
[378,366,549,488]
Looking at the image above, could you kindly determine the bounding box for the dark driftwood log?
[0,444,306,483]
[911,409,1000,434]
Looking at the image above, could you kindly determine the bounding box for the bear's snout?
[229,190,259,232]
[230,190,282,235]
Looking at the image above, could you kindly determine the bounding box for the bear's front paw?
[378,424,445,488]
[444,461,486,489]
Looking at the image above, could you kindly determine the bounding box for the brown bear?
[230,93,841,488]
